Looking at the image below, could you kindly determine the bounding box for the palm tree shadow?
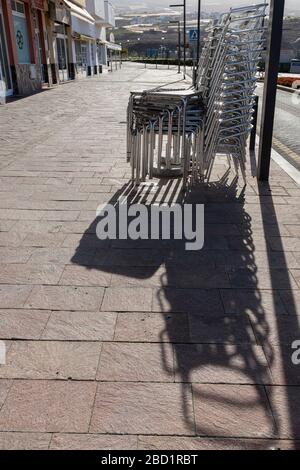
[71,173,281,444]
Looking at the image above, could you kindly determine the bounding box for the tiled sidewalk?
[0,63,300,450]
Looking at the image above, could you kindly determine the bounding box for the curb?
[257,80,300,94]
[277,84,300,94]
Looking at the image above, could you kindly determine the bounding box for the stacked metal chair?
[196,3,267,184]
[127,3,267,189]
[127,89,205,187]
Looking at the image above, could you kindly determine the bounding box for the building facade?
[0,0,120,97]
[46,0,73,84]
[0,0,49,96]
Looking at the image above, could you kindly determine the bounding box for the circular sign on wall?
[16,30,24,50]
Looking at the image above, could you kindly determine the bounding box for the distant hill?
[114,0,300,15]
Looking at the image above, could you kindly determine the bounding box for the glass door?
[56,36,68,82]
[32,9,44,82]
[75,40,87,77]
[0,6,12,97]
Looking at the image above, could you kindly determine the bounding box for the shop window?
[75,41,87,70]
[11,1,25,14]
[54,23,65,35]
[11,0,31,64]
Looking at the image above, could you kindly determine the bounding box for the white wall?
[86,0,105,20]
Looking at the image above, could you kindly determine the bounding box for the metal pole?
[178,23,181,74]
[183,0,186,78]
[257,0,285,181]
[196,0,201,64]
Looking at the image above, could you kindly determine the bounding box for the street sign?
[189,30,199,42]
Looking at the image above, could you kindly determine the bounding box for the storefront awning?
[64,0,95,25]
[100,41,122,51]
[73,33,96,42]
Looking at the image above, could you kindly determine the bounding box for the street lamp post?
[169,20,181,73]
[170,1,186,78]
[196,0,201,64]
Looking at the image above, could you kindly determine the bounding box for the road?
[256,84,300,171]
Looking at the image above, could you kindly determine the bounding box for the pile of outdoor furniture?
[127,3,267,189]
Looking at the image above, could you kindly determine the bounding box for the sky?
[114,1,299,14]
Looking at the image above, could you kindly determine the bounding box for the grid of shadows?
[71,173,299,445]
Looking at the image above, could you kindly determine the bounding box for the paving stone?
[0,264,64,285]
[0,232,27,247]
[269,237,300,252]
[114,312,190,343]
[95,249,164,267]
[0,209,45,221]
[22,233,67,247]
[25,286,104,311]
[12,220,63,234]
[0,380,97,432]
[58,221,95,234]
[28,247,94,265]
[161,267,230,289]
[291,269,300,289]
[249,313,300,346]
[229,268,298,290]
[264,345,300,386]
[221,289,288,315]
[80,185,112,193]
[0,341,101,380]
[42,211,80,221]
[101,287,152,312]
[0,221,16,232]
[0,309,50,339]
[110,267,163,288]
[97,342,173,382]
[62,233,110,249]
[90,382,194,435]
[0,247,33,264]
[188,314,256,344]
[138,436,290,450]
[286,226,300,237]
[0,380,12,409]
[266,386,300,439]
[50,434,137,450]
[0,432,51,450]
[59,265,111,287]
[0,285,32,308]
[42,310,117,341]
[152,288,224,314]
[193,384,276,438]
[279,290,300,315]
[174,344,271,384]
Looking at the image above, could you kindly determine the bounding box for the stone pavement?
[0,63,300,450]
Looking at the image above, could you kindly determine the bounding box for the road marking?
[271,146,300,186]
